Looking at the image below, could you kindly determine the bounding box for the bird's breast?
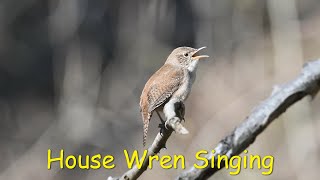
[172,70,196,101]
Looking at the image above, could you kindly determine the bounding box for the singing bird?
[140,46,209,146]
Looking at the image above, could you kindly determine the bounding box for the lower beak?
[192,47,209,60]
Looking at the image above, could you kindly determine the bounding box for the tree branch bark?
[109,59,320,180]
[176,59,320,180]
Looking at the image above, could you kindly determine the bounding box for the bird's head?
[165,46,209,72]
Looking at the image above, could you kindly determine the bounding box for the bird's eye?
[184,53,189,57]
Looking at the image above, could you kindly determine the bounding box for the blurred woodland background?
[0,0,320,180]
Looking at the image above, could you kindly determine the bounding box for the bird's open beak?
[192,47,209,60]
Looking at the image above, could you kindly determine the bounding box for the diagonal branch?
[108,101,189,180]
[176,59,320,180]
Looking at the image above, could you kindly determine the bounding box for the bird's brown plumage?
[140,64,184,146]
[139,46,209,146]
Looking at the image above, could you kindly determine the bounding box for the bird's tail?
[142,112,151,147]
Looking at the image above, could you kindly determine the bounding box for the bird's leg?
[156,110,165,123]
[156,111,167,135]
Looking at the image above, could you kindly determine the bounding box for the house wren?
[140,46,209,146]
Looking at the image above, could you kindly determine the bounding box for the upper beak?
[191,46,209,60]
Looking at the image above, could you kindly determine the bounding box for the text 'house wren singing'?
[140,46,209,146]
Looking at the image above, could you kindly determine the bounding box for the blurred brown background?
[0,0,319,179]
